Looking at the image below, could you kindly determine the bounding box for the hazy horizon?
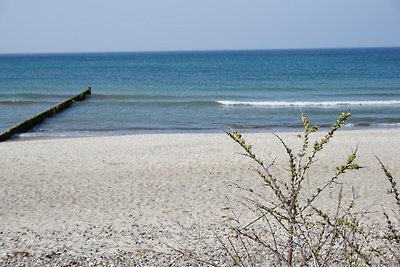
[1,46,400,56]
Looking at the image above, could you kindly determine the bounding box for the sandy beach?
[1,128,399,265]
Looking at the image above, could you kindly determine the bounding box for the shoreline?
[1,128,399,264]
[10,124,400,142]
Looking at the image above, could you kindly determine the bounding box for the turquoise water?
[0,48,400,137]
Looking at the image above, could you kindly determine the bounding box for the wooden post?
[0,87,91,142]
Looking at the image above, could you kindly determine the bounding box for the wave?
[372,122,400,127]
[344,122,400,128]
[90,100,219,107]
[93,94,258,101]
[0,93,73,99]
[217,100,400,107]
[0,100,53,105]
[17,126,218,138]
[94,93,180,100]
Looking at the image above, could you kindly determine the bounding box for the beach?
[1,128,399,265]
[1,0,399,265]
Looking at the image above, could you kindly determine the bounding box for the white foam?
[217,100,400,107]
[372,122,400,127]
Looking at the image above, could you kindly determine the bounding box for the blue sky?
[0,0,399,53]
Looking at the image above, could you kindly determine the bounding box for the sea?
[0,47,400,138]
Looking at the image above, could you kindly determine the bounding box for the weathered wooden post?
[0,87,91,142]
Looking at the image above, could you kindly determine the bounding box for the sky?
[0,0,399,54]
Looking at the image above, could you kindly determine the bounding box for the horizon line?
[1,45,400,56]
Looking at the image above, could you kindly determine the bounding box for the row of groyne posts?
[0,87,92,142]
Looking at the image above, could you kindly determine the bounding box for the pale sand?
[0,129,399,264]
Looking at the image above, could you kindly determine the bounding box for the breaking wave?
[217,100,400,107]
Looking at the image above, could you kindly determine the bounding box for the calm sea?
[0,48,400,138]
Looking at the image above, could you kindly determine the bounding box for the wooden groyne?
[0,87,91,142]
